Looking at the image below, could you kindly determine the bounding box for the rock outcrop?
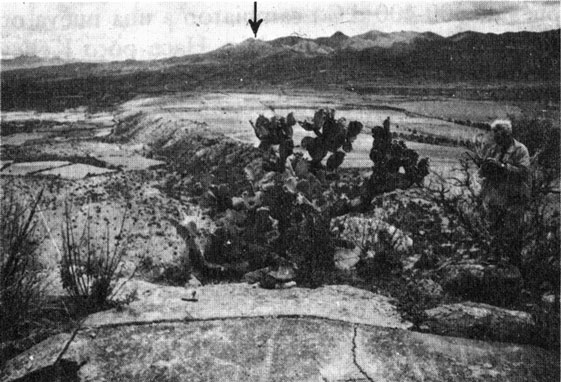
[424,301,536,344]
[440,259,522,305]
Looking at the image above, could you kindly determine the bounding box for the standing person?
[478,119,531,267]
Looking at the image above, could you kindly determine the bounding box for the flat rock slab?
[0,161,70,176]
[84,280,412,330]
[2,318,558,382]
[95,155,165,170]
[38,163,115,179]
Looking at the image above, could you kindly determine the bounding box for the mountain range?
[3,29,559,70]
[1,29,559,111]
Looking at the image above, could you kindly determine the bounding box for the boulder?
[440,260,522,305]
[242,267,270,284]
[424,302,536,344]
[261,264,297,289]
[334,246,361,270]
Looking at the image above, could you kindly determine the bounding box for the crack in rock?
[259,320,281,382]
[352,325,375,382]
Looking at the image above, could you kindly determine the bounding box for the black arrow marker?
[248,2,263,38]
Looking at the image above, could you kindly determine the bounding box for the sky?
[2,1,560,61]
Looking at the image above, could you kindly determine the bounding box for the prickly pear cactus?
[361,124,430,206]
[300,108,363,171]
[250,113,296,171]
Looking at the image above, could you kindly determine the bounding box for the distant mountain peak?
[331,31,349,38]
[448,31,485,41]
[357,30,388,40]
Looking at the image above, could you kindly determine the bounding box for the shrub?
[60,203,134,311]
[426,116,560,347]
[292,210,335,288]
[512,116,560,173]
[0,189,46,341]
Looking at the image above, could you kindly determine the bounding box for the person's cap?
[491,119,512,134]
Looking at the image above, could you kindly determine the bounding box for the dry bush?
[0,189,46,341]
[60,203,136,311]
[424,117,560,349]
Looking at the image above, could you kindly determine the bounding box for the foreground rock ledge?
[3,281,559,382]
[3,318,558,382]
[82,280,413,329]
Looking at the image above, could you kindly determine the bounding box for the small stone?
[186,274,202,287]
[542,293,557,305]
[278,281,297,289]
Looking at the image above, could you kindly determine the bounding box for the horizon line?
[2,27,559,63]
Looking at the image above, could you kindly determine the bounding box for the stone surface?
[83,280,412,330]
[424,302,537,344]
[2,318,558,382]
[440,260,522,305]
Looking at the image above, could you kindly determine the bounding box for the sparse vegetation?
[1,24,560,379]
[1,74,559,374]
[418,116,560,348]
[60,202,136,311]
[0,189,46,341]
